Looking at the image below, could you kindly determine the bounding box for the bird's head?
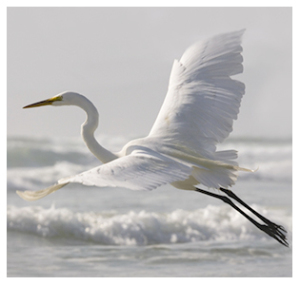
[23,91,83,109]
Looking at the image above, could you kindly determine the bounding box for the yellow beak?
[23,96,62,109]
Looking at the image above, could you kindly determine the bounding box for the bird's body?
[17,30,288,246]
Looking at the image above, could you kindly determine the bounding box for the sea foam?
[7,204,291,246]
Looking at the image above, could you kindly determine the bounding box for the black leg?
[195,187,289,247]
[219,187,287,234]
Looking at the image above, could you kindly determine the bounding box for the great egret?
[17,30,288,246]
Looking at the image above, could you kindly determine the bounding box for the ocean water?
[7,135,292,277]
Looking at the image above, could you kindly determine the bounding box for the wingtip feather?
[16,182,68,201]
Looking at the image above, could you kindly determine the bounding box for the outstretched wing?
[17,150,192,201]
[149,30,245,154]
[64,149,191,190]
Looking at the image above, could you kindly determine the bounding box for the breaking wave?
[7,204,291,246]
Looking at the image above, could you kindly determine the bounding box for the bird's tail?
[16,182,69,201]
[191,159,254,189]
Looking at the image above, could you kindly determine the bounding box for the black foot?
[219,187,288,247]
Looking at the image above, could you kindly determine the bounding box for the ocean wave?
[7,135,129,168]
[235,140,292,182]
[7,204,291,246]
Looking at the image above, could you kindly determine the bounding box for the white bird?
[17,30,288,246]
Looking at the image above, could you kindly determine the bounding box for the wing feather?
[61,149,192,191]
[149,30,245,155]
[17,149,192,201]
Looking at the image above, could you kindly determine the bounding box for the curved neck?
[77,96,117,163]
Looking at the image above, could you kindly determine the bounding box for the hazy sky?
[7,7,292,141]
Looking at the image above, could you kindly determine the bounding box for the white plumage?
[17,30,251,200]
